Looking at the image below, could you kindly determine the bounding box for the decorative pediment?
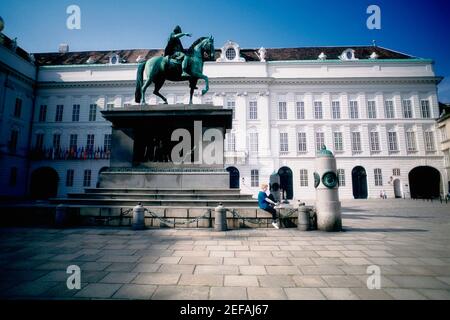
[216,41,245,62]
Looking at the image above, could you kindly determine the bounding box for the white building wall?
[25,52,446,200]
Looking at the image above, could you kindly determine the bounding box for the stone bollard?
[214,203,227,231]
[132,203,146,230]
[297,205,310,231]
[55,204,68,227]
[314,146,342,231]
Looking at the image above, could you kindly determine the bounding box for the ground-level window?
[337,169,345,186]
[83,169,91,187]
[66,169,74,187]
[374,168,383,186]
[299,169,308,187]
[251,169,259,187]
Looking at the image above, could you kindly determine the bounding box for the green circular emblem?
[322,171,338,189]
[313,172,320,188]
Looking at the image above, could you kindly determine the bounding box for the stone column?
[314,147,342,231]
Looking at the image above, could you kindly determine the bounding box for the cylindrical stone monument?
[314,146,342,231]
[132,203,146,230]
[214,203,227,231]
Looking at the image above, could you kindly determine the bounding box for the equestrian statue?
[135,25,215,105]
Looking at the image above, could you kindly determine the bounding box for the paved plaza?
[1,199,450,300]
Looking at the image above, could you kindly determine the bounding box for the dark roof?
[33,46,415,66]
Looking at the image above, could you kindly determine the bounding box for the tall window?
[14,98,22,118]
[55,105,64,122]
[384,100,395,119]
[66,169,74,187]
[299,169,308,187]
[374,168,383,186]
[315,132,325,152]
[251,169,259,187]
[249,132,258,152]
[69,134,78,150]
[349,101,359,119]
[9,129,18,153]
[39,105,47,122]
[279,132,289,152]
[333,132,343,152]
[87,134,95,151]
[226,132,236,152]
[406,131,417,152]
[53,134,61,151]
[421,100,430,118]
[35,133,44,150]
[440,126,448,142]
[351,132,361,152]
[314,101,323,119]
[393,168,401,176]
[297,132,307,152]
[388,131,398,152]
[296,101,305,119]
[106,103,114,111]
[104,134,112,151]
[337,169,345,186]
[249,101,258,120]
[424,131,435,151]
[402,100,413,118]
[370,131,380,152]
[278,101,287,119]
[83,169,92,187]
[332,101,341,119]
[72,104,80,122]
[227,100,236,120]
[367,101,377,119]
[89,104,97,121]
[9,167,18,186]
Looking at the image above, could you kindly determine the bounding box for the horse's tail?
[135,61,146,103]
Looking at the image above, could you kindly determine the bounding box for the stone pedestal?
[314,147,342,231]
[99,104,233,190]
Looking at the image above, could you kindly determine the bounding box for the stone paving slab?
[1,199,450,300]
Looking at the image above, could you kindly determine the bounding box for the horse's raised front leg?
[190,71,209,96]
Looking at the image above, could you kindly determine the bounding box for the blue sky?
[1,0,449,101]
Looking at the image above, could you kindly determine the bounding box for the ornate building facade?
[0,37,446,200]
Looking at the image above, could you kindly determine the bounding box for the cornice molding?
[36,76,441,90]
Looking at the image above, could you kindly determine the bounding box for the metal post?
[214,203,227,231]
[132,202,146,230]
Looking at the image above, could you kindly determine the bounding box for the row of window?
[34,133,112,152]
[225,130,436,153]
[38,104,100,122]
[225,99,432,120]
[249,168,397,188]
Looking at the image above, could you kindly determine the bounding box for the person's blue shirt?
[258,191,270,210]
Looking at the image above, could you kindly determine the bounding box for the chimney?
[59,43,69,53]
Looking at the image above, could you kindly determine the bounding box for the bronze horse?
[135,36,215,105]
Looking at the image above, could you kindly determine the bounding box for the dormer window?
[339,49,357,61]
[109,53,120,65]
[225,47,236,61]
[217,41,245,62]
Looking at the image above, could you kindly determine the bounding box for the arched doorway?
[30,167,59,199]
[278,166,293,200]
[226,166,240,189]
[409,166,440,199]
[352,166,367,199]
[97,166,109,188]
[393,179,402,198]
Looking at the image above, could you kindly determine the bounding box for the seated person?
[258,183,279,229]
